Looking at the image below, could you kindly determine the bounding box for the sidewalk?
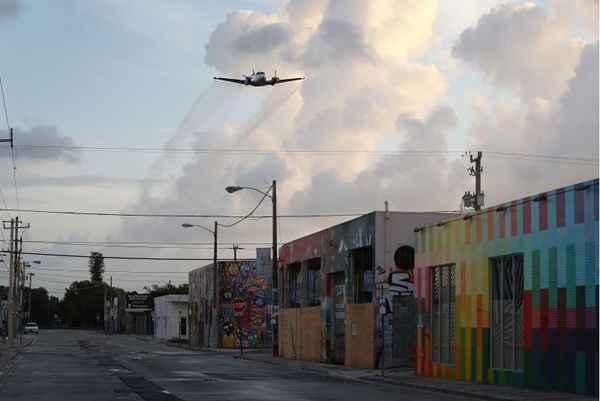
[237,350,596,401]
[0,335,36,380]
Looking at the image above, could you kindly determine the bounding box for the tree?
[61,280,124,328]
[143,282,189,309]
[89,252,105,283]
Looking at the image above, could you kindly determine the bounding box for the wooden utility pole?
[3,217,29,345]
[468,151,484,211]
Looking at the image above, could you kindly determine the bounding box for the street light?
[225,180,278,356]
[181,221,218,348]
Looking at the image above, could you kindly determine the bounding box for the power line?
[22,242,252,250]
[22,239,282,246]
[0,208,459,218]
[13,144,599,164]
[0,78,20,210]
[3,250,247,261]
[31,266,189,274]
[219,184,271,228]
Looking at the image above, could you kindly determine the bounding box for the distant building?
[414,179,598,396]
[278,211,457,368]
[153,294,189,341]
[124,293,152,335]
[189,250,272,349]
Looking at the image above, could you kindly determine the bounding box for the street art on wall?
[414,179,599,396]
[220,261,269,348]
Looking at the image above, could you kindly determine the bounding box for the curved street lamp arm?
[239,185,273,199]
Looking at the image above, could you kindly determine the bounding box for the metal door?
[392,295,416,366]
[333,273,345,364]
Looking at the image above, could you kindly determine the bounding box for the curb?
[241,355,508,401]
[357,375,514,401]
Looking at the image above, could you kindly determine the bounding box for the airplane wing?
[276,77,304,84]
[214,77,246,85]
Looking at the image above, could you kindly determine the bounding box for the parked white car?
[23,322,39,334]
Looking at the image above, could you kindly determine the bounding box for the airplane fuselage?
[213,70,303,87]
[246,72,276,86]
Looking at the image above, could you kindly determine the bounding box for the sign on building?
[126,293,151,311]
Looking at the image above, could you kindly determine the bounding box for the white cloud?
[453,2,585,100]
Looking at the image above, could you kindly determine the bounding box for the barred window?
[352,246,374,304]
[431,264,455,364]
[491,254,523,370]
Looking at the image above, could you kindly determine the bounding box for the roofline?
[415,178,599,231]
[279,210,460,248]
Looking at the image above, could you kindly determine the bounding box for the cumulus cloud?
[0,126,79,163]
[0,0,20,20]
[101,0,597,291]
[466,41,598,201]
[453,2,585,99]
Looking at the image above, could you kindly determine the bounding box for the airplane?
[214,69,304,87]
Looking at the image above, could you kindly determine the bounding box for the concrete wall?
[153,295,189,341]
[189,264,215,348]
[415,179,599,396]
[374,211,460,366]
[279,211,452,367]
[279,306,322,362]
[345,303,375,368]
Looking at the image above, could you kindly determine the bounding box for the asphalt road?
[0,330,474,401]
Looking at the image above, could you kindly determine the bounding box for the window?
[431,264,455,364]
[352,246,374,303]
[306,258,321,306]
[287,263,301,308]
[491,254,523,370]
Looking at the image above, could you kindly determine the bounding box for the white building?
[153,295,189,341]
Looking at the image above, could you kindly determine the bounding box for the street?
[0,330,473,401]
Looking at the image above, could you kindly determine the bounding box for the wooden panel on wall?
[345,303,375,368]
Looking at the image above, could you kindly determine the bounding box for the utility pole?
[272,179,278,357]
[27,272,34,322]
[229,244,244,261]
[464,151,484,211]
[2,217,29,346]
[212,220,218,348]
[109,276,113,334]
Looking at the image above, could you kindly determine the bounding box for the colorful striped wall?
[415,179,599,396]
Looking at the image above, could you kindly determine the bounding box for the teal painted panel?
[548,247,558,307]
[532,250,541,307]
[585,241,597,306]
[566,245,577,307]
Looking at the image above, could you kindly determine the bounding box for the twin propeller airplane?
[214,69,304,87]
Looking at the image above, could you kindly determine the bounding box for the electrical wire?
[22,239,283,246]
[219,184,271,228]
[14,144,599,165]
[418,181,598,229]
[31,266,189,274]
[3,250,248,261]
[0,77,20,210]
[0,208,459,218]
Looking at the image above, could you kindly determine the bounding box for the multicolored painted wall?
[415,179,599,396]
[220,261,270,348]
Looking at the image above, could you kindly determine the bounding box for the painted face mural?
[220,261,269,349]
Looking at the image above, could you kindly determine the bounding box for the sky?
[0,0,597,296]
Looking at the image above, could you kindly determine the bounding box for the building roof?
[415,178,599,231]
[153,294,188,303]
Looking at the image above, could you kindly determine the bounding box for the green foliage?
[88,252,105,283]
[62,280,105,328]
[143,282,189,308]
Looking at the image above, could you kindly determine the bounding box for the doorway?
[392,295,416,366]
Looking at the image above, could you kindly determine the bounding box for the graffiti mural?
[220,261,269,348]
